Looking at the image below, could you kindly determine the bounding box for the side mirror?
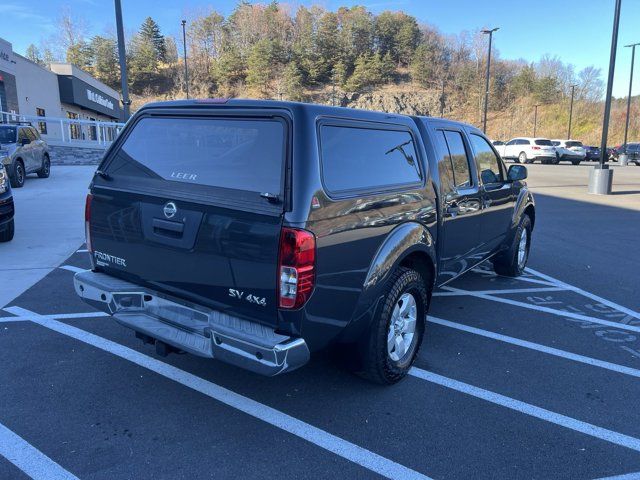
[507,164,527,182]
[21,138,31,146]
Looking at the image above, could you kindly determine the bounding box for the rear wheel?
[0,219,15,242]
[37,154,50,178]
[356,267,427,385]
[518,152,528,164]
[492,215,532,277]
[571,159,581,165]
[10,160,25,188]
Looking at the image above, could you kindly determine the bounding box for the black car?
[613,143,640,165]
[73,99,534,384]
[0,163,15,242]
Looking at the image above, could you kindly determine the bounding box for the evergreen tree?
[90,36,119,89]
[246,40,275,97]
[283,61,304,101]
[140,17,167,62]
[66,41,93,69]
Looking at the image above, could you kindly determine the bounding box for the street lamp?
[620,42,639,165]
[588,0,622,195]
[567,84,577,139]
[181,20,189,99]
[533,104,541,137]
[114,0,130,120]
[481,27,499,133]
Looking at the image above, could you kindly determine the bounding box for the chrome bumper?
[73,270,310,376]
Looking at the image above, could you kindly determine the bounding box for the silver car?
[0,124,51,188]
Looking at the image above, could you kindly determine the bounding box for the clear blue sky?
[2,0,638,98]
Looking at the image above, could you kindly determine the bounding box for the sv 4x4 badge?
[229,289,267,307]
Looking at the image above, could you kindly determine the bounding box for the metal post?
[114,0,130,120]
[533,104,540,137]
[567,84,577,139]
[481,27,499,133]
[622,43,639,157]
[589,0,622,195]
[182,20,189,99]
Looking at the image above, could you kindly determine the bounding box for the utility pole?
[481,27,499,133]
[622,42,639,158]
[114,0,130,120]
[533,104,540,137]
[588,0,622,195]
[567,84,577,139]
[181,20,189,99]
[440,79,445,117]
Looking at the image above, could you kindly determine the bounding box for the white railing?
[0,110,125,147]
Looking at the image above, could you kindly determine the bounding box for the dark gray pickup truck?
[74,99,534,384]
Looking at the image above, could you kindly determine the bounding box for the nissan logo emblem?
[163,202,177,219]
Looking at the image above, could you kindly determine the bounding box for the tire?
[37,154,50,178]
[0,219,15,242]
[571,159,581,165]
[552,153,560,165]
[356,267,428,385]
[10,160,25,188]
[518,152,528,164]
[492,215,532,277]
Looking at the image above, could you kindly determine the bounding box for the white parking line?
[441,286,640,334]
[433,286,565,297]
[470,268,559,287]
[6,307,431,480]
[429,316,640,378]
[0,311,108,323]
[525,267,640,321]
[58,266,84,274]
[0,422,79,480]
[409,368,640,453]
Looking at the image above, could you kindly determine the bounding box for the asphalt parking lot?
[1,162,640,479]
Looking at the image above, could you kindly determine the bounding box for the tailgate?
[90,113,288,327]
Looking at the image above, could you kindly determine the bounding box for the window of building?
[36,108,47,135]
[67,111,80,140]
[319,124,422,194]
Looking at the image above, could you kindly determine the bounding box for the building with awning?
[0,36,123,143]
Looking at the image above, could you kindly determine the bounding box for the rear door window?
[105,116,286,194]
[319,124,421,194]
[535,139,552,146]
[442,130,472,188]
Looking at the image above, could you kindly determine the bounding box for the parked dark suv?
[74,100,535,384]
[0,162,14,242]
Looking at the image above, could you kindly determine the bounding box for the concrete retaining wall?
[49,145,106,166]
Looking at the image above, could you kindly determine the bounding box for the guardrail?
[0,110,125,146]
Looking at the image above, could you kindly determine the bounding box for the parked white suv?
[495,137,557,164]
[551,140,586,165]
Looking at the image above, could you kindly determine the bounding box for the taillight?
[85,193,93,253]
[532,146,540,150]
[278,227,316,309]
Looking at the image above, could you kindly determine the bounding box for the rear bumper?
[73,270,310,376]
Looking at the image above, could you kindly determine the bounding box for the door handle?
[446,203,460,215]
[152,218,184,236]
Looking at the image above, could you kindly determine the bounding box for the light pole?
[114,0,130,120]
[567,84,577,139]
[181,20,189,99]
[481,27,499,133]
[589,0,622,195]
[621,42,639,164]
[533,104,540,137]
